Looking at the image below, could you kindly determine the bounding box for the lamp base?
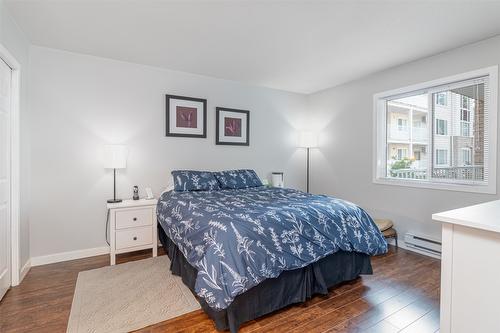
[107,198,123,203]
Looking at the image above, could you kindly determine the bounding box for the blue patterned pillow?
[171,170,221,192]
[214,169,263,189]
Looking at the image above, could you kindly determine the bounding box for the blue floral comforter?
[157,186,387,310]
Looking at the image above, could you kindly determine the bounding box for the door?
[0,58,11,300]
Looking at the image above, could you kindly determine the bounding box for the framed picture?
[216,107,250,146]
[166,94,207,138]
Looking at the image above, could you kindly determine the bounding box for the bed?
[157,171,387,332]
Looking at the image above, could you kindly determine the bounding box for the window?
[461,95,469,109]
[461,148,472,166]
[436,119,447,135]
[460,98,472,136]
[397,118,407,131]
[461,121,470,137]
[414,151,421,161]
[436,92,447,106]
[435,149,448,166]
[396,148,408,160]
[374,66,497,194]
[460,109,471,122]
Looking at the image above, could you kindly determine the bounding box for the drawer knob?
[133,217,137,221]
[133,236,137,241]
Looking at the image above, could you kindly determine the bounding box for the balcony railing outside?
[388,125,428,142]
[412,127,428,142]
[388,125,409,141]
[389,168,426,179]
[432,166,484,181]
[389,166,484,181]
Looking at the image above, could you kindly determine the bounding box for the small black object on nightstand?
[133,186,139,200]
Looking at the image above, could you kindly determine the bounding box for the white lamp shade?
[104,145,127,169]
[298,131,318,148]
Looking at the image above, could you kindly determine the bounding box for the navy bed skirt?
[158,226,373,332]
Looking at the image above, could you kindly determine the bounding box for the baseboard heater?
[404,232,442,258]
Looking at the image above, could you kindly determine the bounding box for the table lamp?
[104,145,127,203]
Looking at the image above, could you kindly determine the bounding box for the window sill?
[373,177,496,194]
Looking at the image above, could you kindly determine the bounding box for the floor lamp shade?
[104,145,127,203]
[298,131,318,148]
[297,131,318,193]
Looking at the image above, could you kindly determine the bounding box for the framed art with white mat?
[216,107,249,146]
[166,94,207,138]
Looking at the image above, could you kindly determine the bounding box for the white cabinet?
[433,200,500,333]
[107,199,158,265]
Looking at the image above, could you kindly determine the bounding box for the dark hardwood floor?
[0,246,440,333]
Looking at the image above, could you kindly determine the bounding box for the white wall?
[28,46,308,258]
[308,35,500,243]
[23,19,500,260]
[0,1,30,274]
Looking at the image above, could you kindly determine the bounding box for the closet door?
[0,58,11,301]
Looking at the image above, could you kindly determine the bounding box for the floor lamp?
[298,131,318,193]
[104,145,127,203]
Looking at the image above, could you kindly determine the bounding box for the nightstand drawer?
[115,208,152,229]
[115,226,153,250]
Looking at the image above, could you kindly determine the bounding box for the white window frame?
[460,102,472,136]
[461,95,469,109]
[436,92,447,106]
[460,108,471,122]
[435,118,448,135]
[397,118,407,131]
[435,149,448,166]
[460,148,472,166]
[396,148,408,160]
[373,66,498,194]
[460,121,470,137]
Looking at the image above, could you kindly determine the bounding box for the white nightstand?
[107,198,158,265]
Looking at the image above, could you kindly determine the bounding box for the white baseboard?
[31,246,110,267]
[19,259,31,283]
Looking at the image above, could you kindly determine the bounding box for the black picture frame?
[216,107,250,146]
[165,94,207,138]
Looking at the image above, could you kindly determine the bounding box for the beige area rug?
[67,256,201,333]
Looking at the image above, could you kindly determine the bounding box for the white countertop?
[432,200,500,233]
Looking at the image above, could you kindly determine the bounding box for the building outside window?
[374,66,497,193]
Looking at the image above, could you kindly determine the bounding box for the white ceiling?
[6,1,500,94]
